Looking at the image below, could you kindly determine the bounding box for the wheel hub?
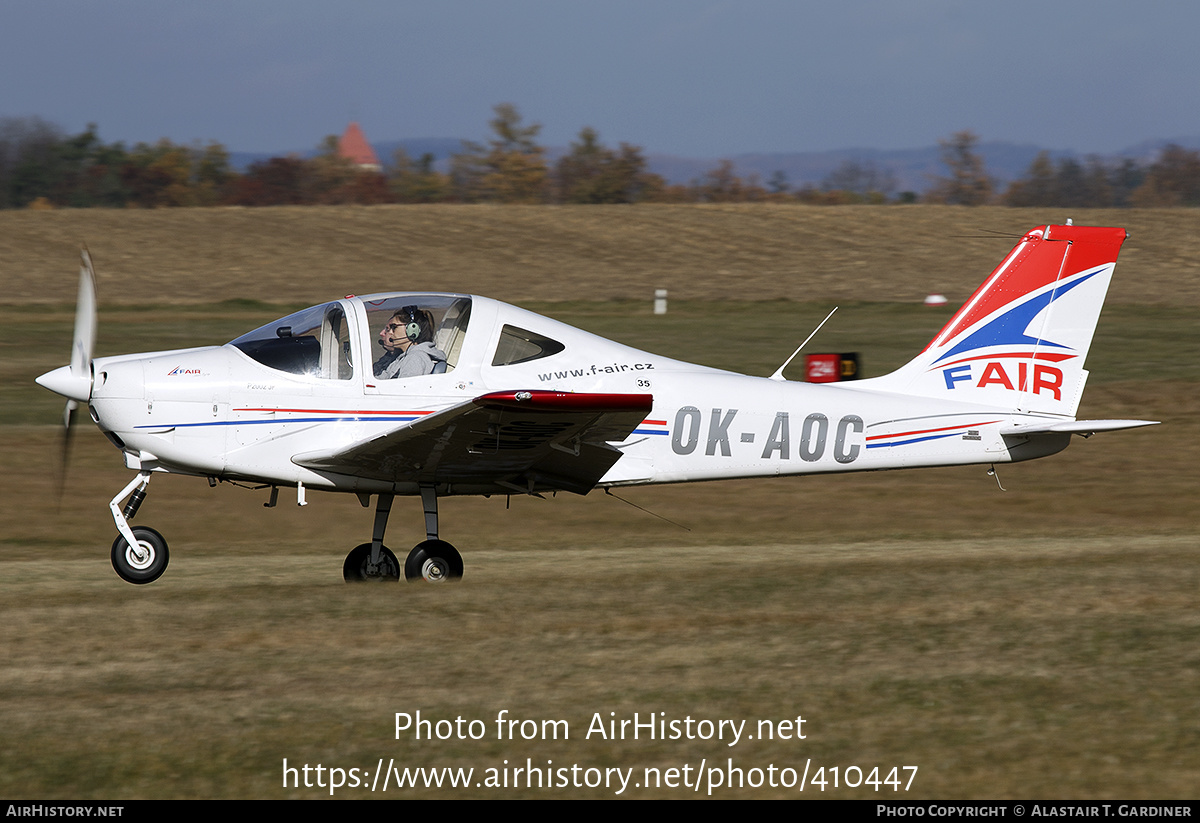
[422,557,449,582]
[125,541,154,570]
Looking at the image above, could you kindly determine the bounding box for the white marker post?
[654,289,668,315]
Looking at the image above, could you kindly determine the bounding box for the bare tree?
[926,130,993,205]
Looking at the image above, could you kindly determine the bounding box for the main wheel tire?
[343,543,401,582]
[404,540,463,583]
[111,526,170,585]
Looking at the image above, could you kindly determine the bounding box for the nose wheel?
[111,526,170,585]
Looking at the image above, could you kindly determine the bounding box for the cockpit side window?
[491,325,565,366]
[229,302,354,380]
[364,296,471,379]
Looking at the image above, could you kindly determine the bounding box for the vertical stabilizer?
[870,225,1127,417]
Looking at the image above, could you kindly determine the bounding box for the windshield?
[229,302,354,379]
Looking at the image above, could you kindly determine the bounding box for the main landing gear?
[109,472,169,584]
[343,486,463,584]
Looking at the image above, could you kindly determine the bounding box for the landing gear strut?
[343,492,401,581]
[343,486,463,584]
[109,471,169,584]
[405,486,462,583]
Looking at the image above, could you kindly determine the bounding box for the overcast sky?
[3,0,1197,157]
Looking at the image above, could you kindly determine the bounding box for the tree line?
[3,111,1199,209]
[922,130,1200,208]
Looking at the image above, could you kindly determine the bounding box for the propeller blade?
[45,250,98,503]
[57,400,78,503]
[38,250,98,401]
[70,248,98,386]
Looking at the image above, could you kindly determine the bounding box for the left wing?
[292,390,653,495]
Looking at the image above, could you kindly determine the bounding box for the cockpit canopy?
[229,295,472,380]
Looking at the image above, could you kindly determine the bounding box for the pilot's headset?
[398,305,432,344]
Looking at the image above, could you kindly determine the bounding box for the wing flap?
[293,390,653,494]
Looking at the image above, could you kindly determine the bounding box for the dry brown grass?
[2,205,1199,306]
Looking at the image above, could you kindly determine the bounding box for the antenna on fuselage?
[768,307,838,382]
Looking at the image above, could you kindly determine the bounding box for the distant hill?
[230,135,1200,195]
[695,143,1063,196]
[698,137,1200,195]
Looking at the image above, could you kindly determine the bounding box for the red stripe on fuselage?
[234,407,433,415]
[867,420,1003,442]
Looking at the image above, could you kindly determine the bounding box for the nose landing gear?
[109,472,169,584]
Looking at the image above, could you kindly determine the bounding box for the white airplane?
[37,223,1156,585]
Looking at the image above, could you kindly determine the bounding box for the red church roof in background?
[338,122,381,171]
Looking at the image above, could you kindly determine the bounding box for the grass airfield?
[0,206,1197,798]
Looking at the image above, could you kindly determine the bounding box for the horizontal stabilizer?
[1000,419,1159,436]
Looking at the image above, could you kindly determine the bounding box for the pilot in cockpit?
[373,306,448,378]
